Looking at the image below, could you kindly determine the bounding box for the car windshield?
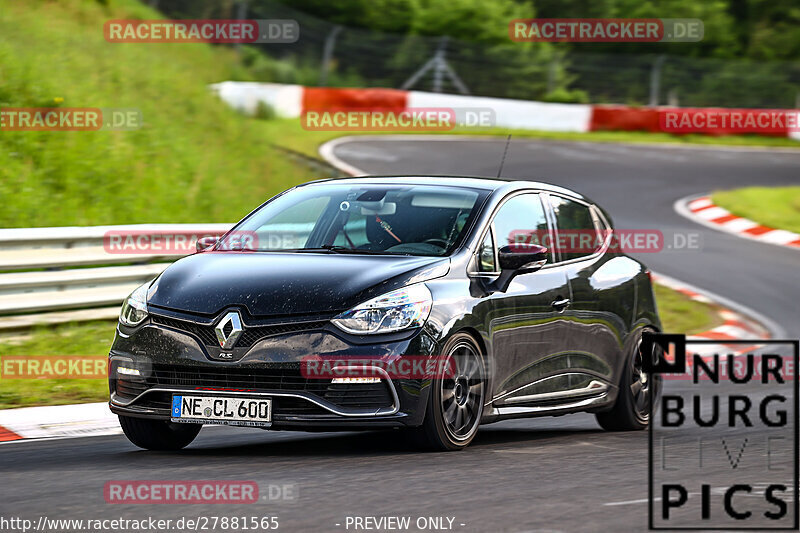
[221,183,485,256]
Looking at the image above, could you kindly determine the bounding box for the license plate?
[171,395,272,427]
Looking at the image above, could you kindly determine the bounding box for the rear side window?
[549,196,602,261]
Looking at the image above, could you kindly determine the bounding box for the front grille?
[272,397,329,416]
[325,383,397,408]
[150,314,328,348]
[150,316,218,346]
[148,364,329,393]
[113,364,394,412]
[238,321,328,347]
[116,376,149,399]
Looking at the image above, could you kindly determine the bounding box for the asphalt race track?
[329,137,800,338]
[2,138,798,532]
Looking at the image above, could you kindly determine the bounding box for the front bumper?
[109,310,438,429]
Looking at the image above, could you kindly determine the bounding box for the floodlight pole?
[235,1,249,56]
[401,37,469,94]
[320,26,342,87]
[649,54,666,107]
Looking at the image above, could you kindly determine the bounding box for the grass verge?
[712,186,800,234]
[0,284,724,409]
[0,0,312,228]
[654,284,724,336]
[0,321,114,409]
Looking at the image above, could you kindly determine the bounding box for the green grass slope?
[0,0,309,228]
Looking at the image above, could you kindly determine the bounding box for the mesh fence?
[159,0,800,109]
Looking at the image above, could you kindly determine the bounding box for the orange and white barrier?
[210,82,799,139]
[591,105,800,137]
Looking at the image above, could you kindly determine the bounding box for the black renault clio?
[109,176,661,451]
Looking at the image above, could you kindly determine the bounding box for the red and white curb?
[651,273,772,357]
[676,194,800,249]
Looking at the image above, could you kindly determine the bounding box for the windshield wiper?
[299,245,404,255]
[286,246,347,254]
[282,245,409,255]
[225,246,412,255]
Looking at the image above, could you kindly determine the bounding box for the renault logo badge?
[215,311,243,350]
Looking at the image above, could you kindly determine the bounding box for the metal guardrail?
[0,147,338,330]
[0,224,232,250]
[0,224,232,330]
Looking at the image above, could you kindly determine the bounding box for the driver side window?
[492,193,550,257]
[474,193,550,274]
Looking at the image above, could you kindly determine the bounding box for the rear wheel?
[596,329,661,431]
[119,415,201,450]
[414,333,486,451]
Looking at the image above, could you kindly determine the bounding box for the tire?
[119,415,202,451]
[413,333,486,451]
[596,328,661,431]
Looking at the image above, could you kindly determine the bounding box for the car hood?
[147,252,449,318]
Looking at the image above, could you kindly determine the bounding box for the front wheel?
[119,415,201,450]
[596,329,661,431]
[413,333,486,451]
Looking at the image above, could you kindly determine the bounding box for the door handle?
[551,298,570,311]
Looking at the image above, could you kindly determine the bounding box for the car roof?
[301,175,589,202]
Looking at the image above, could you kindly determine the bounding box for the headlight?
[331,284,432,335]
[119,283,149,327]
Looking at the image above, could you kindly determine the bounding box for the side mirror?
[488,243,548,293]
[498,243,548,273]
[196,236,218,253]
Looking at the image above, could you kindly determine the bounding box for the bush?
[542,88,590,104]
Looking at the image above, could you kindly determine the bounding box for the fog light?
[331,377,381,384]
[117,366,141,376]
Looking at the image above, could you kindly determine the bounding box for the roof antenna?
[496,134,512,178]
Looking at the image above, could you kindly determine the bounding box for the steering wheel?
[423,238,449,248]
